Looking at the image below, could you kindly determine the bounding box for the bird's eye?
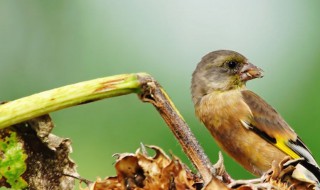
[226,61,238,69]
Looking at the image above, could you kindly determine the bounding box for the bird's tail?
[292,159,320,189]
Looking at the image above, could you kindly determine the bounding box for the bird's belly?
[212,123,286,176]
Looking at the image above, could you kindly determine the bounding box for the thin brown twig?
[136,74,218,185]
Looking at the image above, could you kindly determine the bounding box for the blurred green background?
[1,1,320,188]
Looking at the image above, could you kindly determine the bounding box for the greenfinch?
[191,50,320,184]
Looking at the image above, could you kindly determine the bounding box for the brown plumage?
[191,50,319,180]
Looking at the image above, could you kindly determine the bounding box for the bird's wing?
[240,90,318,166]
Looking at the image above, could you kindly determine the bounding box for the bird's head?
[191,50,263,105]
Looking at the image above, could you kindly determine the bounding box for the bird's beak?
[239,62,264,82]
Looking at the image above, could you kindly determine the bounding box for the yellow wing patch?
[275,138,300,159]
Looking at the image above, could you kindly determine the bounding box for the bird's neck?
[192,84,246,107]
[212,85,247,94]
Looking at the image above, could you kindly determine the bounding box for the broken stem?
[0,73,217,185]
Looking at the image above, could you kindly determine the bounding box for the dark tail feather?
[300,159,320,182]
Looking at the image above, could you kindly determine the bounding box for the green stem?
[0,73,145,129]
[0,72,216,185]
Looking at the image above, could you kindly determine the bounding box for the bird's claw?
[228,179,275,190]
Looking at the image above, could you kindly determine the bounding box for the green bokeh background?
[1,1,320,188]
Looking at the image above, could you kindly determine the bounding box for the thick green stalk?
[0,73,144,129]
[0,72,217,185]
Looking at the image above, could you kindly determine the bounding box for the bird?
[191,50,320,185]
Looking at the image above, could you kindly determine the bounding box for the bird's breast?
[195,89,253,149]
[195,90,251,128]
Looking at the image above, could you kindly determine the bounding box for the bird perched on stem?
[191,50,320,186]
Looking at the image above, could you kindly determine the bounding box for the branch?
[0,73,217,185]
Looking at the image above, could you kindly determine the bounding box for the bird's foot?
[264,156,295,182]
[265,157,319,189]
[228,179,275,190]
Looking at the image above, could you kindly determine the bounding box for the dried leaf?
[87,145,202,190]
